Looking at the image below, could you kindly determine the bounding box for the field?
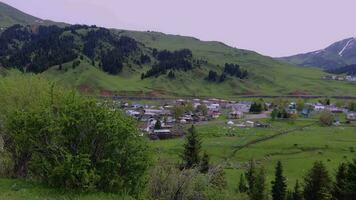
[150,115,356,192]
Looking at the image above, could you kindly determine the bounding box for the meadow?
[150,116,356,192]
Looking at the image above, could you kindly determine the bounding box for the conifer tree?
[238,174,248,193]
[181,125,201,169]
[303,161,332,200]
[345,160,356,200]
[292,180,303,200]
[245,159,257,195]
[332,162,348,200]
[271,161,287,200]
[250,167,267,200]
[199,151,210,173]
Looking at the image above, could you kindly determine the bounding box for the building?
[347,113,356,121]
[229,110,243,119]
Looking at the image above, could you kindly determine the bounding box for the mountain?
[0,1,66,29]
[279,37,356,70]
[327,64,356,75]
[1,2,356,98]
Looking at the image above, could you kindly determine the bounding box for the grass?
[0,179,134,200]
[150,116,356,191]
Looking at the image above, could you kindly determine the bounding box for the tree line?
[206,63,249,82]
[142,49,193,78]
[0,24,143,75]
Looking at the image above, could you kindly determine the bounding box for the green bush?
[1,75,150,195]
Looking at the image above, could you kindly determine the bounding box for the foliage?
[154,120,162,130]
[143,49,193,78]
[249,102,263,113]
[223,63,248,79]
[319,111,334,126]
[0,75,150,195]
[271,161,287,200]
[181,125,201,169]
[206,70,218,82]
[303,161,332,200]
[332,162,348,200]
[199,152,210,174]
[0,25,139,75]
[238,174,248,193]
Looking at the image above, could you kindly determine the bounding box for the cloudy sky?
[3,0,356,57]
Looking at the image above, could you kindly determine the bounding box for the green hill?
[0,1,66,29]
[1,2,356,98]
[42,29,356,98]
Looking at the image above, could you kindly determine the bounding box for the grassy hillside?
[0,2,66,29]
[42,30,356,98]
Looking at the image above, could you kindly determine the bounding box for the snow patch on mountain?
[339,38,355,56]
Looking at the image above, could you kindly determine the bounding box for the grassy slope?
[42,30,356,98]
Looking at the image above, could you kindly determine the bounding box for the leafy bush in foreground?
[0,75,150,195]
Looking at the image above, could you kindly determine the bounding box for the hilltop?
[1,2,356,98]
[279,37,356,70]
[0,1,66,29]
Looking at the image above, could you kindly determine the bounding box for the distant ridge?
[278,37,356,70]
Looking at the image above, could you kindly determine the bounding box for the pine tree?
[209,166,227,190]
[345,160,356,200]
[181,125,201,169]
[332,162,348,200]
[292,180,303,200]
[154,120,162,130]
[271,161,287,200]
[303,161,332,200]
[199,151,210,173]
[238,174,248,193]
[245,159,257,195]
[250,167,267,200]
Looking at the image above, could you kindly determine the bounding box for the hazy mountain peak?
[279,37,356,69]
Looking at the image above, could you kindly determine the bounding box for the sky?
[3,0,356,57]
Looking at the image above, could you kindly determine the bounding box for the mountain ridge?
[279,37,356,70]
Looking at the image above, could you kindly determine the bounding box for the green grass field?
[150,117,356,192]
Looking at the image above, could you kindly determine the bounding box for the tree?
[209,166,227,190]
[292,180,303,200]
[344,160,356,200]
[271,161,287,200]
[238,174,248,193]
[207,70,218,82]
[319,111,334,126]
[196,104,208,116]
[245,159,257,195]
[296,98,305,112]
[250,167,267,200]
[271,109,279,120]
[303,161,332,200]
[181,125,201,169]
[199,151,210,173]
[168,71,175,79]
[154,119,162,130]
[172,105,185,119]
[332,163,348,200]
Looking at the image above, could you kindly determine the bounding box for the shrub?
[319,111,334,126]
[1,75,150,195]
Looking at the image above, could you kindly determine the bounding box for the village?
[323,75,356,82]
[111,97,356,140]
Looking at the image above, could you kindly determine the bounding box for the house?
[232,102,252,113]
[347,113,356,121]
[229,110,243,119]
[246,121,254,128]
[227,121,234,125]
[314,103,325,111]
